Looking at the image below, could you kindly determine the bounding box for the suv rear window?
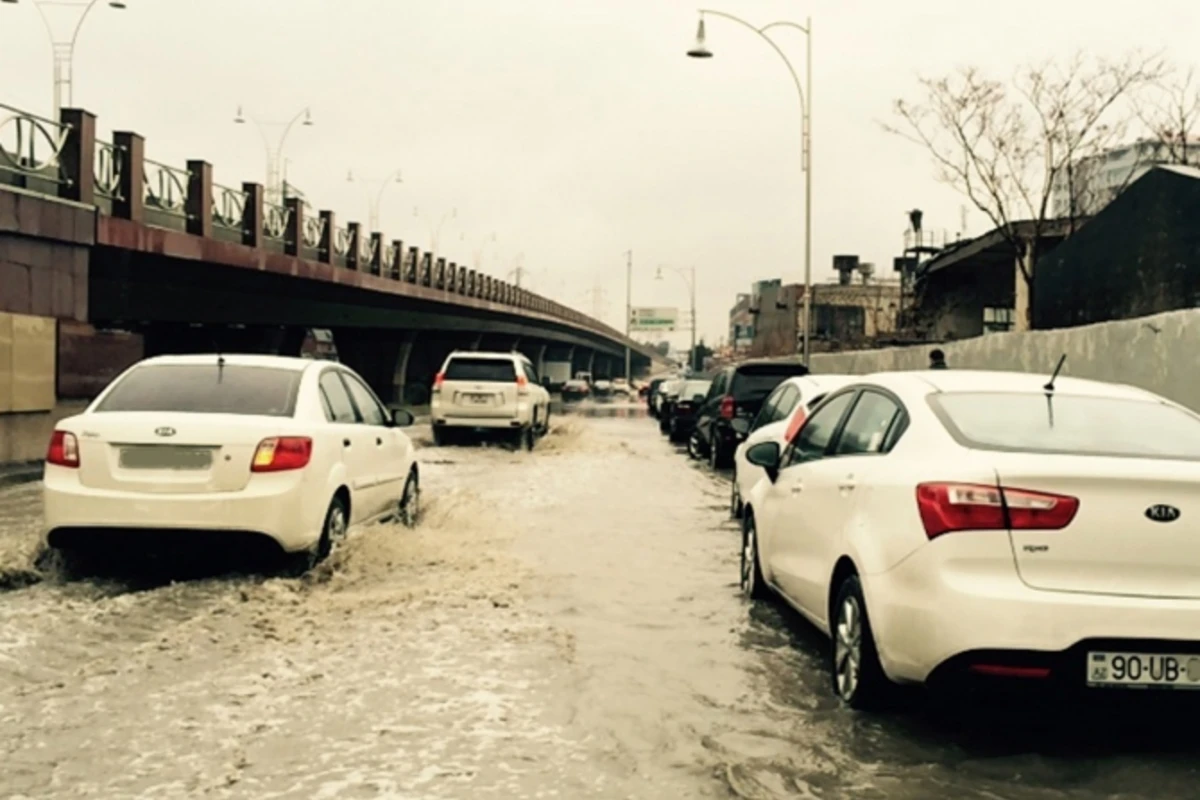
[730,364,809,400]
[444,357,516,382]
[94,364,301,417]
[930,391,1200,460]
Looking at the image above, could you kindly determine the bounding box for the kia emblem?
[1145,504,1181,523]
[154,426,176,437]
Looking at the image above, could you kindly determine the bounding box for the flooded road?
[2,402,1200,798]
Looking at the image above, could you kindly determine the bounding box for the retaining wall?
[809,309,1200,411]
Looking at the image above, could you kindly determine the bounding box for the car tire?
[831,574,894,711]
[432,427,449,447]
[287,494,348,576]
[730,472,743,519]
[524,425,536,451]
[397,468,420,528]
[740,512,769,600]
[659,416,670,434]
[687,431,704,459]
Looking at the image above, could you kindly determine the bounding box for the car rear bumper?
[869,534,1200,686]
[433,416,524,429]
[43,466,320,553]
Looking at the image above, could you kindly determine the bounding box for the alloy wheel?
[399,473,420,527]
[834,595,863,701]
[740,523,758,597]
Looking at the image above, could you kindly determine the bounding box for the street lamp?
[461,230,497,270]
[347,168,403,233]
[623,250,632,384]
[413,206,457,254]
[656,264,697,372]
[504,252,527,285]
[3,0,128,119]
[234,105,314,207]
[687,9,813,364]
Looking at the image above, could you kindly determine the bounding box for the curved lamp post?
[347,168,402,232]
[656,264,697,371]
[234,105,314,207]
[413,206,457,254]
[687,9,813,364]
[2,0,127,119]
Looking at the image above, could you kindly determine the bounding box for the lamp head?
[302,108,314,126]
[687,17,713,58]
[234,105,245,124]
[109,1,127,8]
[655,267,665,280]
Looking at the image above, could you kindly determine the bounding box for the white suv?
[431,351,552,449]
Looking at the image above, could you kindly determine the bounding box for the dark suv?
[691,360,810,468]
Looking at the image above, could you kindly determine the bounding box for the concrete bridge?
[0,101,662,463]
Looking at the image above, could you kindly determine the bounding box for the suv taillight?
[252,437,313,472]
[516,374,529,395]
[719,396,735,419]
[432,372,445,393]
[47,430,80,468]
[916,483,1079,539]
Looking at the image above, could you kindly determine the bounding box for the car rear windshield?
[930,391,1200,460]
[731,365,809,400]
[679,381,711,399]
[94,364,302,416]
[444,358,516,382]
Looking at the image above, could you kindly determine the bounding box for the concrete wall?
[809,308,1200,412]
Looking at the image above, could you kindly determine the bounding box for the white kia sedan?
[740,369,1200,709]
[730,374,853,519]
[43,354,421,572]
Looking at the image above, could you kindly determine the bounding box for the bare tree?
[886,52,1163,328]
[1135,66,1200,165]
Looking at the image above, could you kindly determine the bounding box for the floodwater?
[2,401,1199,799]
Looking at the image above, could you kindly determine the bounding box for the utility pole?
[624,249,632,384]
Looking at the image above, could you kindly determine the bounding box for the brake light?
[916,483,1079,539]
[251,437,313,472]
[516,374,529,395]
[47,430,80,468]
[969,664,1052,679]
[719,396,735,419]
[432,372,445,393]
[784,408,808,443]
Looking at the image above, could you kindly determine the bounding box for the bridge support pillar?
[390,331,418,406]
[535,343,546,377]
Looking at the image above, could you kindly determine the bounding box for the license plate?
[1086,651,1200,689]
[119,446,213,471]
[464,393,491,405]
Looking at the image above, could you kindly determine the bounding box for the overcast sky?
[3,0,1198,345]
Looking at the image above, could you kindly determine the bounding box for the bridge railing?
[0,102,639,350]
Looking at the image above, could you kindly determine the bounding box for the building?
[1050,139,1200,218]
[728,293,754,353]
[1036,164,1200,328]
[742,262,901,357]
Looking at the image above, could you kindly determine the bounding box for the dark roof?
[919,217,1086,278]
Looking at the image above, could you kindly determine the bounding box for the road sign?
[629,306,678,332]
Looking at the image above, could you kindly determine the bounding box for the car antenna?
[1044,353,1066,393]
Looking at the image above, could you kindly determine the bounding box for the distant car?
[431,351,551,449]
[657,379,685,434]
[611,377,632,396]
[42,354,421,574]
[730,374,854,518]
[740,369,1200,709]
[561,379,590,403]
[669,379,713,444]
[691,360,811,469]
[592,379,614,400]
[646,378,667,417]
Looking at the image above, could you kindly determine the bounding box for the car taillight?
[47,430,80,468]
[719,396,735,419]
[251,437,313,472]
[916,482,1079,539]
[432,372,445,393]
[784,408,808,443]
[516,374,529,395]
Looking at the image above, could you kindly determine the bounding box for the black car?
[657,378,686,434]
[666,379,712,443]
[690,360,810,468]
[646,378,667,418]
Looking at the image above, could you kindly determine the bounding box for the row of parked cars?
[41,349,551,575]
[650,359,1200,711]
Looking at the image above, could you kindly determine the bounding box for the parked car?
[42,354,420,574]
[561,379,591,403]
[730,374,854,518]
[691,360,811,469]
[611,377,632,397]
[667,379,713,443]
[430,351,551,449]
[645,378,667,417]
[657,378,686,434]
[740,369,1200,709]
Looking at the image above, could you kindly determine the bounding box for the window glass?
[319,388,335,421]
[523,363,540,384]
[94,364,301,417]
[751,385,785,431]
[342,373,387,426]
[834,391,901,455]
[319,371,358,423]
[931,392,1200,461]
[444,357,516,382]
[771,385,800,423]
[782,391,855,467]
[730,364,809,402]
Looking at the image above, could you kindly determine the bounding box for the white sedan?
[740,369,1200,708]
[730,374,853,520]
[43,354,421,572]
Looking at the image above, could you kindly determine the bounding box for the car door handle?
[376,437,383,446]
[790,481,804,494]
[839,474,857,491]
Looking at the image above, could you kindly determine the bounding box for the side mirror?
[745,441,782,482]
[389,406,415,427]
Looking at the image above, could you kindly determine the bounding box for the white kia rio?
[730,374,853,520]
[43,354,421,572]
[740,369,1200,709]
